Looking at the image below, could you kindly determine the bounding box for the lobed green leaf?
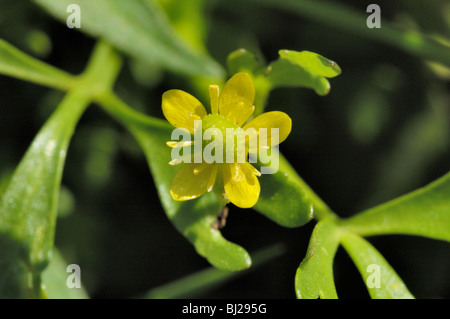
[254,152,333,227]
[265,50,341,96]
[227,48,264,75]
[339,171,450,242]
[34,0,224,78]
[295,219,340,299]
[340,232,414,299]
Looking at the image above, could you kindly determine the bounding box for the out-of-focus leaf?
[156,0,208,53]
[41,249,89,299]
[0,247,31,298]
[295,219,339,299]
[266,50,341,95]
[34,0,224,78]
[227,48,264,75]
[0,38,75,90]
[340,232,414,299]
[0,89,90,298]
[247,0,450,67]
[97,93,250,271]
[0,41,119,298]
[254,152,333,227]
[340,171,450,242]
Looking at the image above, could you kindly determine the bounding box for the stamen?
[209,85,219,115]
[207,165,218,192]
[193,162,208,175]
[166,140,194,148]
[169,153,192,165]
[169,158,182,166]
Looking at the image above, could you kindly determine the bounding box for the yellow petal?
[162,89,207,134]
[170,163,217,201]
[223,163,260,208]
[219,73,255,126]
[243,111,292,147]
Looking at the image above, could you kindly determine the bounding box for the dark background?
[0,0,449,298]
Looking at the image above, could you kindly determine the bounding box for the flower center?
[201,114,246,163]
[202,114,238,134]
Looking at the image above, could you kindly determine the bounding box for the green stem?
[77,41,122,95]
[71,42,169,132]
[95,91,170,131]
[0,39,77,90]
[31,274,47,299]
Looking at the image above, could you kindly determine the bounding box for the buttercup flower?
[162,72,291,208]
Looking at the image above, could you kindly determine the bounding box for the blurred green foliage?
[0,0,449,298]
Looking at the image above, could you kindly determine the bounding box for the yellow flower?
[162,72,291,208]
